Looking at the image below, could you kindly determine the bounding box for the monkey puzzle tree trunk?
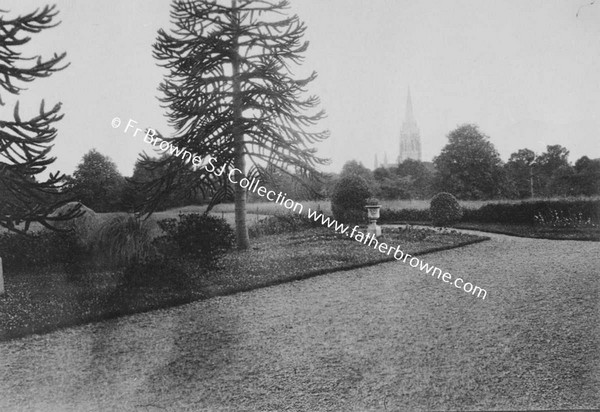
[231,0,250,250]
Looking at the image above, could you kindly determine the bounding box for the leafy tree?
[69,149,125,212]
[547,164,575,197]
[0,5,80,233]
[535,145,570,196]
[505,148,536,198]
[339,160,378,194]
[572,156,600,196]
[433,124,508,199]
[140,0,328,249]
[395,159,434,199]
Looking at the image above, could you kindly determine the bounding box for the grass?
[451,222,600,241]
[0,226,486,342]
[164,195,600,218]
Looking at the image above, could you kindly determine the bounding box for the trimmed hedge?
[378,199,600,226]
[462,200,600,225]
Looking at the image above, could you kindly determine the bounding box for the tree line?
[338,124,599,201]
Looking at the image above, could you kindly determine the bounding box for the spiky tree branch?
[140,0,329,248]
[0,5,80,234]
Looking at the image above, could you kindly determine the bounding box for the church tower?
[398,88,421,163]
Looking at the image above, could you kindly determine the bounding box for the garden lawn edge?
[383,221,600,241]
[0,236,489,342]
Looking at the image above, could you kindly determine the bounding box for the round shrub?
[430,192,463,226]
[331,174,372,224]
[157,213,235,267]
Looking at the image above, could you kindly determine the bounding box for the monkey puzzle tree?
[0,5,79,233]
[141,0,329,249]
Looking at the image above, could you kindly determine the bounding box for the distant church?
[374,89,422,169]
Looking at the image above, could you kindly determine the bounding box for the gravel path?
[1,232,598,411]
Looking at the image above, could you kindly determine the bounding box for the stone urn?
[365,198,382,238]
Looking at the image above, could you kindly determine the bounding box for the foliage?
[0,5,81,233]
[140,0,329,250]
[433,124,509,199]
[366,197,381,206]
[462,199,600,225]
[248,213,321,238]
[572,156,600,196]
[157,213,235,267]
[247,167,329,203]
[331,174,372,224]
[505,148,536,199]
[122,156,193,213]
[90,215,157,268]
[0,229,86,271]
[430,192,463,226]
[68,149,126,212]
[533,209,597,229]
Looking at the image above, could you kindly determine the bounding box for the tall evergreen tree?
[0,5,79,233]
[141,0,329,249]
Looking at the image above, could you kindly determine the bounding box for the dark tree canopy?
[0,5,79,233]
[140,0,329,249]
[505,148,536,198]
[433,124,508,200]
[67,149,125,212]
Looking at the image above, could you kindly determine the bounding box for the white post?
[0,257,4,296]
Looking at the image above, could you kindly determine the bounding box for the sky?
[2,0,600,177]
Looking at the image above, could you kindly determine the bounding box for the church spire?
[405,87,414,123]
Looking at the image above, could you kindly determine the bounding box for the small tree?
[0,5,80,233]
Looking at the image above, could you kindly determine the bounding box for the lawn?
[0,226,486,342]
[452,222,600,241]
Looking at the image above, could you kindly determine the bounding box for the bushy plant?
[157,213,234,267]
[331,174,372,224]
[430,192,463,226]
[90,215,157,267]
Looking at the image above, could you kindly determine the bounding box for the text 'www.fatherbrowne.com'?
[305,209,487,300]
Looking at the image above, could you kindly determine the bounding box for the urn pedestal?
[365,204,382,238]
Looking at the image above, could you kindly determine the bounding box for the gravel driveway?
[1,232,598,411]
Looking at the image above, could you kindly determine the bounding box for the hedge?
[379,208,430,223]
[378,199,600,226]
[461,200,600,225]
